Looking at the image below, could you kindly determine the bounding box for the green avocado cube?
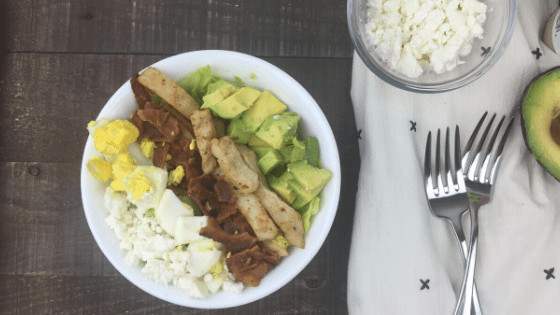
[280,145,305,163]
[287,178,324,203]
[255,112,300,149]
[227,118,253,144]
[252,147,275,159]
[304,136,319,167]
[201,83,238,109]
[290,138,306,162]
[300,197,320,232]
[258,150,284,175]
[280,146,293,161]
[208,87,261,119]
[270,176,297,204]
[290,195,309,210]
[241,90,287,133]
[248,135,271,147]
[288,161,331,190]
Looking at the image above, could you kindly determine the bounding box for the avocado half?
[520,66,560,181]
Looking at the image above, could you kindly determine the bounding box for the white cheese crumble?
[365,0,487,78]
[103,187,243,298]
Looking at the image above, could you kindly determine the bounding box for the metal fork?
[454,113,515,315]
[424,127,482,315]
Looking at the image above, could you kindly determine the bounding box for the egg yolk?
[209,259,225,280]
[93,120,139,156]
[110,152,137,191]
[140,139,155,159]
[126,170,154,201]
[168,165,185,186]
[86,156,112,182]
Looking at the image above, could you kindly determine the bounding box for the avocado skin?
[520,66,560,182]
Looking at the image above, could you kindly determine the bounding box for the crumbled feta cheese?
[103,184,243,299]
[365,0,487,78]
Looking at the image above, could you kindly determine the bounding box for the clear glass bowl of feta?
[348,0,517,93]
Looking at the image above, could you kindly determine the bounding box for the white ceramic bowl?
[80,50,341,309]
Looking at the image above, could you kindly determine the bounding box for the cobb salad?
[85,65,332,298]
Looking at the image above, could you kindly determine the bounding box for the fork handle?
[454,206,481,315]
[450,219,483,315]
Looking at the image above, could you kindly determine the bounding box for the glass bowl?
[347,0,518,93]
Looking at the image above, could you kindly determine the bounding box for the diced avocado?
[241,91,287,133]
[265,173,277,185]
[304,136,320,167]
[280,139,305,161]
[255,112,300,149]
[178,66,225,104]
[279,145,305,163]
[252,147,275,159]
[248,135,271,147]
[270,176,297,203]
[300,197,320,232]
[201,83,238,109]
[287,178,324,203]
[291,195,309,210]
[258,150,284,175]
[291,138,306,162]
[209,87,261,119]
[280,146,293,161]
[270,163,288,177]
[288,161,331,190]
[227,118,253,144]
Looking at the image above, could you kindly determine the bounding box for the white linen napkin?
[347,1,560,314]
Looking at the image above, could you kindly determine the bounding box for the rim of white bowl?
[80,50,341,309]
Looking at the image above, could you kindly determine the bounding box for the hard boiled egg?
[186,239,222,277]
[125,166,167,211]
[174,216,208,245]
[154,189,194,236]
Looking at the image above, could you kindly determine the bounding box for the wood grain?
[1,273,348,314]
[0,55,358,312]
[0,0,360,313]
[3,0,353,58]
[0,53,354,163]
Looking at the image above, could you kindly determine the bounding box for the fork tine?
[488,117,515,184]
[462,112,488,172]
[454,125,461,186]
[480,116,506,182]
[424,131,433,189]
[445,127,452,187]
[469,114,497,180]
[436,129,445,193]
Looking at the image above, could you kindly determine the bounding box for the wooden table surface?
[0,1,360,313]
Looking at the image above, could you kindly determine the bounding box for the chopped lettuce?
[178,66,243,104]
[178,66,225,104]
[150,94,165,106]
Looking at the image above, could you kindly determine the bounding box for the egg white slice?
[174,216,208,245]
[155,189,194,236]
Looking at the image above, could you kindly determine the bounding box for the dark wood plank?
[0,53,359,313]
[0,53,355,164]
[0,274,347,314]
[3,0,352,58]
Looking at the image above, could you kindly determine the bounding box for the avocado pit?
[551,112,560,147]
